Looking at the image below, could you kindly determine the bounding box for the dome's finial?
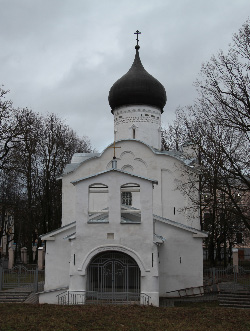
[134,30,141,50]
[108,30,167,113]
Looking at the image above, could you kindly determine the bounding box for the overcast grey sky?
[0,0,249,151]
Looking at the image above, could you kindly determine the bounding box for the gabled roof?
[40,214,207,241]
[63,153,101,175]
[62,139,196,176]
[40,222,76,240]
[71,168,158,186]
[153,215,208,238]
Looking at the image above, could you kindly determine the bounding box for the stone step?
[0,291,31,303]
[219,293,250,298]
[0,294,29,298]
[219,289,250,292]
[0,298,27,303]
[0,293,30,297]
[219,295,250,299]
[219,303,250,308]
[218,292,250,298]
[219,298,250,304]
[0,291,30,294]
[218,291,250,308]
[220,285,250,289]
[219,294,250,299]
[85,299,140,305]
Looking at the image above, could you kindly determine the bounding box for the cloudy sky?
[0,0,249,151]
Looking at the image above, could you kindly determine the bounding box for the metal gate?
[0,265,44,292]
[86,251,141,303]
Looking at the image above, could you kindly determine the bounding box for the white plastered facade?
[113,105,162,150]
[39,43,207,306]
[39,136,207,306]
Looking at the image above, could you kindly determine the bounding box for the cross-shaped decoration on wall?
[134,30,141,46]
[108,140,121,159]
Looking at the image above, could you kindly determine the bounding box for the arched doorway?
[86,251,141,303]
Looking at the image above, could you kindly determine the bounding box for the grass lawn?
[0,302,249,331]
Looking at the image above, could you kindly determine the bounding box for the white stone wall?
[43,231,71,291]
[113,105,161,150]
[41,144,202,305]
[68,171,160,306]
[156,221,203,297]
[61,141,200,230]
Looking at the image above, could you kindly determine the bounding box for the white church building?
[39,35,207,306]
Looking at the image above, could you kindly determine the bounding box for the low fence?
[204,266,250,291]
[0,258,8,269]
[0,264,44,292]
[57,291,151,305]
[239,254,250,269]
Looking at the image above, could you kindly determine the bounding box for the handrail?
[57,290,86,305]
[140,292,151,305]
[39,287,68,295]
[57,290,148,305]
[166,286,204,297]
[56,290,68,298]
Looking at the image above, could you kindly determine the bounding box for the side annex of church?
[39,34,207,306]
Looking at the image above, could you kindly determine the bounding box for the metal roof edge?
[62,139,195,177]
[40,222,76,240]
[153,214,208,237]
[71,168,158,185]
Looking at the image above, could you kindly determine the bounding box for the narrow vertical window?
[88,184,109,223]
[133,128,136,139]
[121,183,141,223]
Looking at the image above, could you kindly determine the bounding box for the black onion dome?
[109,47,167,113]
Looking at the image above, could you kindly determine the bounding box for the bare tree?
[38,113,92,234]
[196,21,250,136]
[9,109,42,262]
[195,19,250,186]
[162,106,249,266]
[0,87,20,170]
[0,169,18,258]
[1,106,92,263]
[162,22,250,263]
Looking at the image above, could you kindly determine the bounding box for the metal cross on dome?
[134,30,141,46]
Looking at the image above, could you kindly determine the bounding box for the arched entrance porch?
[86,250,141,303]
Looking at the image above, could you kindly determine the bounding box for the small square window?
[121,192,132,205]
